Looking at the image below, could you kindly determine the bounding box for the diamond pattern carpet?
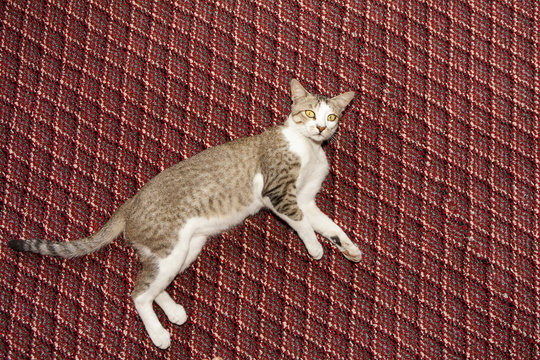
[0,0,539,359]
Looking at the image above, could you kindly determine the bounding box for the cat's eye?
[327,114,337,121]
[304,110,315,118]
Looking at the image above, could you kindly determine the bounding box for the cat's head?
[288,79,355,142]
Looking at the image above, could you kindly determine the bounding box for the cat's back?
[131,126,288,211]
[156,125,289,181]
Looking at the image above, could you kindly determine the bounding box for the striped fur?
[9,79,359,349]
[8,200,132,258]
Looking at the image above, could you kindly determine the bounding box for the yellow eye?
[304,110,315,118]
[328,114,337,121]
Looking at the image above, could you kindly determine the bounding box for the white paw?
[149,327,171,349]
[342,244,362,262]
[307,243,324,260]
[165,304,187,326]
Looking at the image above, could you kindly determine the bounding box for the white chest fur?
[281,126,329,204]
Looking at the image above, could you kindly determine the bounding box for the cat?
[8,79,362,349]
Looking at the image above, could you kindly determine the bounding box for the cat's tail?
[8,199,133,258]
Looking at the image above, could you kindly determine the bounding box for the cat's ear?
[330,91,356,110]
[290,79,311,102]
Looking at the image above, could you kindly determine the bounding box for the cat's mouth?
[312,131,334,142]
[311,133,326,141]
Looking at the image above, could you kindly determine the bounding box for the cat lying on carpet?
[9,79,362,349]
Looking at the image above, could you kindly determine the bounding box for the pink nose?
[317,126,326,133]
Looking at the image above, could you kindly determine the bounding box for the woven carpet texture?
[0,0,538,359]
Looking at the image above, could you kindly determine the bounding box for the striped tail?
[8,200,132,258]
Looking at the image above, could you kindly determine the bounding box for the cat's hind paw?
[149,327,171,349]
[165,304,188,326]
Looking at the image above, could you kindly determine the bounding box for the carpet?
[0,0,538,359]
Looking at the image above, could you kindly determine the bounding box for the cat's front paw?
[149,327,171,349]
[307,243,324,260]
[342,245,362,262]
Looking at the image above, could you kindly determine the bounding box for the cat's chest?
[298,145,328,184]
[282,127,329,188]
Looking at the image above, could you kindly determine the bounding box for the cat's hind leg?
[132,258,174,349]
[179,235,207,272]
[155,291,187,325]
[154,235,208,326]
[132,230,192,349]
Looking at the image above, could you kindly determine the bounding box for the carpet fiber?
[0,0,538,359]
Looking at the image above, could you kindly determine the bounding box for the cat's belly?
[181,173,265,237]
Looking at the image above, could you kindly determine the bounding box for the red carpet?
[0,0,538,359]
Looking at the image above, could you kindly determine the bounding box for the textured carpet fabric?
[0,0,538,359]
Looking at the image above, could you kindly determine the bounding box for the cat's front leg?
[263,198,324,259]
[283,215,325,260]
[304,202,362,262]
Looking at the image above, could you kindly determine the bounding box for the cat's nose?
[317,126,326,133]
